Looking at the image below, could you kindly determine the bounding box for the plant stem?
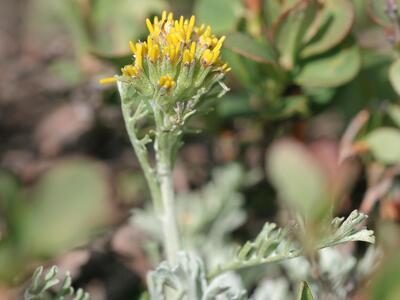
[120,87,182,265]
[158,157,181,265]
[154,101,182,264]
[121,101,161,209]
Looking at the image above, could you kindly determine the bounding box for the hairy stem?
[158,155,181,265]
[153,99,182,265]
[121,101,161,210]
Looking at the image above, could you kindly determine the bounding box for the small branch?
[339,110,370,163]
[208,250,301,279]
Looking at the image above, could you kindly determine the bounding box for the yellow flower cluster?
[100,11,230,88]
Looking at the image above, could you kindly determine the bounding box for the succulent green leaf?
[301,0,355,58]
[388,104,400,128]
[263,0,299,26]
[195,0,243,33]
[91,0,168,54]
[274,0,318,69]
[295,37,361,88]
[297,281,315,300]
[267,139,327,218]
[365,127,400,164]
[371,253,400,300]
[389,59,400,96]
[17,159,110,257]
[91,51,132,68]
[225,32,276,64]
[368,0,400,26]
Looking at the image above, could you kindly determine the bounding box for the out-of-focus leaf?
[371,253,400,300]
[116,170,147,204]
[297,281,314,300]
[368,0,400,26]
[388,104,400,128]
[91,0,168,54]
[262,95,309,119]
[332,50,396,120]
[295,38,361,88]
[17,159,111,256]
[365,128,400,164]
[225,32,276,64]
[48,59,84,86]
[195,0,243,33]
[27,0,90,54]
[267,139,328,218]
[274,0,318,69]
[221,49,258,88]
[263,0,300,26]
[217,93,256,118]
[304,87,336,105]
[389,59,400,96]
[91,51,132,68]
[0,170,19,213]
[301,0,354,58]
[263,0,285,26]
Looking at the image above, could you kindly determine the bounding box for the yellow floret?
[99,77,117,85]
[159,75,176,90]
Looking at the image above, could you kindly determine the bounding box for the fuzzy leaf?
[209,210,374,278]
[147,252,247,300]
[24,266,90,300]
[320,210,375,247]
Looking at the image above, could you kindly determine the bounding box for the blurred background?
[1,0,400,299]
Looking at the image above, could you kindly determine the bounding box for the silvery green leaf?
[203,272,247,300]
[320,210,375,247]
[210,210,374,278]
[133,164,247,267]
[251,278,292,300]
[24,266,90,300]
[148,252,248,300]
[147,252,208,300]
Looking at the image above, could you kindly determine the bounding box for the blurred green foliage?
[0,160,110,283]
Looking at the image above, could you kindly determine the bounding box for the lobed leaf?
[209,210,374,278]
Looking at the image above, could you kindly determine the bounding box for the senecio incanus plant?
[100,11,230,265]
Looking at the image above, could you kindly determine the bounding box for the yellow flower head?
[100,11,230,98]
